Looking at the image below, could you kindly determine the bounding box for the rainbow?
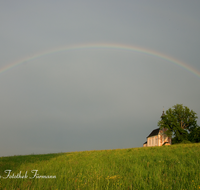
[1,43,200,78]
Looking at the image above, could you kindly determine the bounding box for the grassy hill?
[0,143,200,189]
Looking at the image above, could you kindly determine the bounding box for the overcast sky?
[0,1,200,157]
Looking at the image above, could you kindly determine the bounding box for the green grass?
[0,143,200,189]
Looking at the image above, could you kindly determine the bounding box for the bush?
[179,140,192,144]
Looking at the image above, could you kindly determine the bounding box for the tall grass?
[0,143,200,189]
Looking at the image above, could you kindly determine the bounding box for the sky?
[0,1,200,157]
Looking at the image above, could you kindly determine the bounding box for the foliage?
[179,140,192,144]
[188,126,200,143]
[0,144,200,189]
[158,104,199,143]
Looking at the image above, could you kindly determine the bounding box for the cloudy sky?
[0,1,200,157]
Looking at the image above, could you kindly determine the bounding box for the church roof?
[147,128,160,138]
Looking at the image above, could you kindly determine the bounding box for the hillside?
[0,143,200,189]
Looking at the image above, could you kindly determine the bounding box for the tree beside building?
[158,104,199,144]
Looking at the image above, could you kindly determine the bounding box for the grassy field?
[0,143,200,190]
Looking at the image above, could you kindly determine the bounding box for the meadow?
[0,143,200,190]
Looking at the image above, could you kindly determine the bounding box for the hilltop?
[0,143,200,189]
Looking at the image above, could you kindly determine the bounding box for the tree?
[188,127,200,143]
[158,104,199,144]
